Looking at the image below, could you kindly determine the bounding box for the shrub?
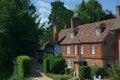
[43,58,50,73]
[91,66,108,78]
[78,66,91,80]
[108,62,120,80]
[49,56,66,74]
[65,68,74,76]
[43,55,66,74]
[10,55,31,80]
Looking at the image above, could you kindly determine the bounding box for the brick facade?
[62,40,118,75]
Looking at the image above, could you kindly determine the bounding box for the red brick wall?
[118,30,120,63]
[61,43,103,70]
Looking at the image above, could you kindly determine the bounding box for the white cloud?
[33,1,51,23]
[40,18,49,23]
[37,1,51,9]
[39,8,50,14]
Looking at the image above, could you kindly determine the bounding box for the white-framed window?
[96,28,101,36]
[71,32,74,38]
[80,45,84,54]
[91,44,95,55]
[74,45,77,55]
[66,45,70,55]
[92,61,96,66]
[67,60,71,68]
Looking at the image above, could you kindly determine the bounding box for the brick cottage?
[57,6,120,76]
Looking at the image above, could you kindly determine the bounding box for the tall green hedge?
[43,55,66,74]
[10,55,31,80]
[78,66,91,80]
[43,58,50,73]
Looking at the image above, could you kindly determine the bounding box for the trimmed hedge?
[78,66,91,80]
[10,55,31,80]
[43,58,50,73]
[43,55,66,74]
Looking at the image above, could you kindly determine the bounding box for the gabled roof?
[59,19,116,44]
[111,16,120,30]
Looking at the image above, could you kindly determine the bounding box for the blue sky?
[30,0,119,24]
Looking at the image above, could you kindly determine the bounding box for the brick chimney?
[116,6,120,17]
[53,25,58,42]
[71,17,81,29]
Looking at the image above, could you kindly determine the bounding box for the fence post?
[98,75,101,80]
[94,76,96,80]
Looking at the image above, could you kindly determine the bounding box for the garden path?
[31,58,52,80]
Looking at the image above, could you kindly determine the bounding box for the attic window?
[70,30,78,38]
[71,32,74,38]
[96,23,106,36]
[96,28,101,36]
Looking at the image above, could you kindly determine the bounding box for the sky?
[30,0,119,24]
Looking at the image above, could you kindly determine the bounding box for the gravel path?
[31,58,52,80]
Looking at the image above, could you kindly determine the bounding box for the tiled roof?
[59,19,116,44]
[111,16,120,30]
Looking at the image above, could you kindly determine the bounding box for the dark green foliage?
[43,58,50,73]
[49,56,66,74]
[43,55,66,74]
[75,0,115,24]
[0,0,40,78]
[78,66,91,80]
[48,0,74,31]
[91,66,108,78]
[10,55,31,80]
[107,62,120,80]
[65,68,74,76]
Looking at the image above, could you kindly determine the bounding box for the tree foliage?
[48,0,74,31]
[0,0,41,79]
[75,0,115,24]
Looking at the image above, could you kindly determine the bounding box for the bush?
[43,58,50,73]
[49,56,66,74]
[65,68,74,76]
[43,55,66,74]
[78,66,91,80]
[91,66,108,78]
[108,62,120,80]
[10,55,31,80]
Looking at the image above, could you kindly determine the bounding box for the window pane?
[80,45,83,54]
[91,44,95,54]
[92,61,96,66]
[67,60,71,68]
[74,45,77,55]
[66,46,70,55]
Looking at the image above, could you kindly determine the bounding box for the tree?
[0,0,41,78]
[48,0,74,31]
[75,0,115,24]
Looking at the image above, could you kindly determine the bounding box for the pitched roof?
[59,19,116,44]
[111,16,120,30]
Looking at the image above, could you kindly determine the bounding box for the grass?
[46,73,73,80]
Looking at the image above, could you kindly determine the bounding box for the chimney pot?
[71,17,81,29]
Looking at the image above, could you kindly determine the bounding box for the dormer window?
[96,28,101,36]
[71,32,74,38]
[96,23,106,36]
[70,29,78,38]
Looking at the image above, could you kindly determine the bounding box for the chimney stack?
[116,6,120,17]
[53,25,58,42]
[71,17,81,29]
